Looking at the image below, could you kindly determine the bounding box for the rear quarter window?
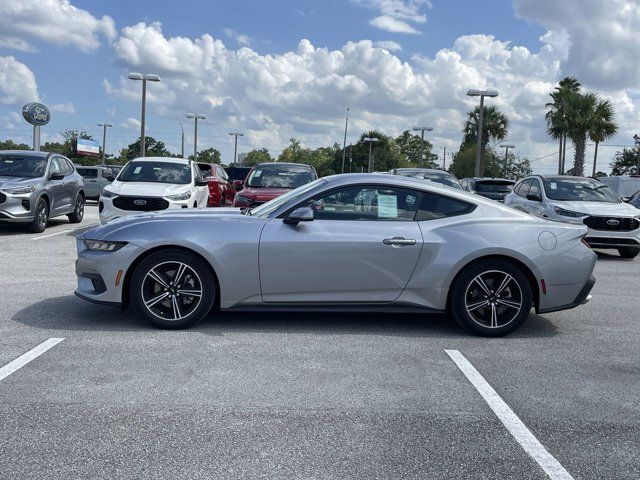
[416,192,476,221]
[77,168,97,179]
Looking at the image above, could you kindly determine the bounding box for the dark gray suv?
[0,150,85,232]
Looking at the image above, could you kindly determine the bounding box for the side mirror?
[49,172,65,181]
[195,179,209,187]
[233,180,244,191]
[283,206,314,225]
[526,193,541,202]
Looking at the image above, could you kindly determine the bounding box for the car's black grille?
[583,216,639,232]
[0,192,6,204]
[112,196,169,212]
[585,237,640,246]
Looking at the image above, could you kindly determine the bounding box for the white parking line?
[0,338,65,382]
[31,224,99,241]
[445,349,574,480]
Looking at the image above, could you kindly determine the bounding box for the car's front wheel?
[28,198,48,233]
[130,249,216,329]
[449,259,533,337]
[618,247,639,259]
[67,194,84,223]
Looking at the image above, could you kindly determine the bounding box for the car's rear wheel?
[67,194,84,223]
[28,198,48,233]
[618,247,639,259]
[130,249,215,329]
[449,259,533,337]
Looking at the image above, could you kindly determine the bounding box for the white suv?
[505,175,640,258]
[99,157,209,224]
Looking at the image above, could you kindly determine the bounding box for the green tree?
[394,130,437,167]
[563,91,599,176]
[545,76,582,174]
[345,131,408,173]
[0,139,30,150]
[189,147,221,164]
[462,105,509,175]
[124,137,173,161]
[610,148,640,175]
[243,148,273,166]
[588,99,617,177]
[449,146,531,180]
[277,138,337,177]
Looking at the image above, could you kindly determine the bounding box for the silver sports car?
[75,174,596,337]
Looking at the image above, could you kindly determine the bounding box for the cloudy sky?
[1,0,639,173]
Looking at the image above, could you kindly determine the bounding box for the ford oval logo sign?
[21,102,51,126]
[606,219,620,226]
[134,199,147,206]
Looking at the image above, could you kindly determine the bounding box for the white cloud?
[0,0,115,52]
[353,0,429,34]
[224,28,252,47]
[374,40,402,52]
[0,56,39,105]
[0,36,38,53]
[120,117,141,130]
[49,102,76,114]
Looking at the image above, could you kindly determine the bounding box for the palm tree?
[563,92,599,176]
[588,99,617,177]
[462,105,509,174]
[545,76,581,174]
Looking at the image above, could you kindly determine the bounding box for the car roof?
[254,162,313,169]
[463,177,515,182]
[392,168,453,174]
[129,157,189,164]
[0,150,50,158]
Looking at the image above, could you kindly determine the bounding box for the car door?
[259,184,423,303]
[513,179,533,213]
[192,163,208,207]
[47,157,67,215]
[61,158,79,210]
[525,178,545,217]
[78,167,100,198]
[217,165,235,205]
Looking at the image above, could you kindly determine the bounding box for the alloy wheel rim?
[464,270,523,328]
[38,204,47,228]
[141,261,203,321]
[76,197,84,219]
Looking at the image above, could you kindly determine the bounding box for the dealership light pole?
[97,122,113,162]
[634,135,640,175]
[500,143,515,175]
[186,113,206,160]
[341,107,350,173]
[412,126,433,168]
[180,122,185,158]
[128,73,161,157]
[229,132,244,165]
[363,137,379,173]
[467,89,499,177]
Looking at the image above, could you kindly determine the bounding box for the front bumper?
[584,228,640,249]
[99,196,190,224]
[74,237,144,305]
[0,192,36,223]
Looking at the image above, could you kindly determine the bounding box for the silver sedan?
[74,174,597,337]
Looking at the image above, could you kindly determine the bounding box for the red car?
[233,162,318,208]
[198,163,236,207]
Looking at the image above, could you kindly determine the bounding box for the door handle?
[383,237,416,246]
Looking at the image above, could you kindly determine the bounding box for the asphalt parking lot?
[0,204,638,480]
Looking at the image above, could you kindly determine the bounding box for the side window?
[518,179,532,197]
[304,185,420,221]
[415,192,476,221]
[63,159,74,175]
[49,157,63,175]
[217,165,229,181]
[528,179,541,198]
[77,168,98,179]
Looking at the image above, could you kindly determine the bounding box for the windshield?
[475,181,514,193]
[250,179,326,217]
[543,178,620,203]
[0,155,47,178]
[118,161,191,184]
[246,165,316,189]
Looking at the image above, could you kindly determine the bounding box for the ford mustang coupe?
[75,174,596,337]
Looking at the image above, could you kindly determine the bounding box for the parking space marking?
[31,224,99,241]
[445,349,574,480]
[0,338,65,382]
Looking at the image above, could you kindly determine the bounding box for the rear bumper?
[538,275,595,314]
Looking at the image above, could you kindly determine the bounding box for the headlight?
[554,207,585,218]
[3,184,36,194]
[235,194,253,204]
[166,192,192,201]
[84,240,127,252]
[101,189,117,198]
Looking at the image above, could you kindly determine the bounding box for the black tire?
[449,258,533,337]
[67,193,84,223]
[28,198,48,233]
[130,249,216,329]
[618,247,639,259]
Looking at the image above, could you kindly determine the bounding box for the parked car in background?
[99,157,209,224]
[225,164,252,185]
[460,177,515,202]
[505,175,640,258]
[0,150,85,233]
[628,190,640,209]
[75,165,116,200]
[197,162,235,207]
[233,162,317,208]
[388,168,463,190]
[75,173,596,336]
[598,175,640,198]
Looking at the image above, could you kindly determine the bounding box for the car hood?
[80,208,246,240]
[0,176,40,187]
[239,187,291,201]
[106,181,190,197]
[551,200,640,217]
